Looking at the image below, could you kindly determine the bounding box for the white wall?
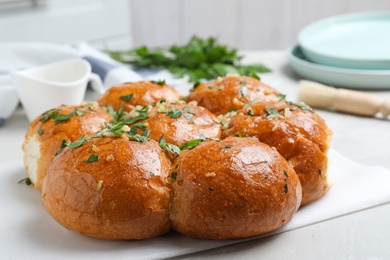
[130,0,390,50]
[0,0,132,49]
[1,0,389,51]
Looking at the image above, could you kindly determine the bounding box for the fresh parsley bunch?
[108,36,271,83]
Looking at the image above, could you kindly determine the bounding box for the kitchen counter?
[1,50,389,260]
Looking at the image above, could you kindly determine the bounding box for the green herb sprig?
[107,36,271,83]
[159,135,181,157]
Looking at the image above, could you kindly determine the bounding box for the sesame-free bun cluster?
[22,75,332,240]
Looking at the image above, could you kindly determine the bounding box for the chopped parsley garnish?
[129,126,138,136]
[247,109,255,116]
[37,128,43,136]
[40,108,86,124]
[171,172,178,181]
[115,106,126,120]
[282,170,288,177]
[240,86,247,97]
[234,133,243,137]
[106,106,117,118]
[298,102,313,111]
[119,93,134,101]
[151,79,166,85]
[55,139,68,156]
[166,108,182,119]
[277,93,286,101]
[83,154,99,163]
[158,98,167,104]
[180,136,205,150]
[183,114,194,123]
[159,135,167,148]
[229,107,237,112]
[287,101,313,112]
[183,106,195,115]
[159,135,181,156]
[75,108,85,116]
[132,122,148,131]
[97,122,128,136]
[18,177,33,186]
[222,145,233,149]
[53,110,76,124]
[142,129,151,138]
[39,109,60,122]
[129,134,149,143]
[122,113,149,125]
[121,106,149,124]
[165,143,180,156]
[149,172,156,177]
[67,136,89,148]
[284,183,288,194]
[55,136,91,156]
[239,81,247,85]
[243,98,261,108]
[265,108,279,116]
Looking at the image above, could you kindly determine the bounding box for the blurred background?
[1,0,390,50]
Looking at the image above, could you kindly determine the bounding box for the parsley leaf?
[107,36,271,83]
[54,110,75,124]
[67,136,90,148]
[159,135,180,156]
[18,177,33,186]
[180,138,205,150]
[75,108,85,116]
[171,172,178,181]
[277,93,286,101]
[183,106,195,115]
[151,79,166,85]
[129,135,149,143]
[265,108,279,116]
[166,108,182,119]
[120,94,134,101]
[83,154,99,163]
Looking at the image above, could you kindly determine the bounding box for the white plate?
[1,150,390,259]
[288,45,390,89]
[299,11,390,70]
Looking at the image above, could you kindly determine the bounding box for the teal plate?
[299,11,390,70]
[288,45,390,90]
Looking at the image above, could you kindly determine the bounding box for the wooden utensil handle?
[333,89,384,116]
[379,100,390,116]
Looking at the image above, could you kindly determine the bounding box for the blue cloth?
[83,55,116,80]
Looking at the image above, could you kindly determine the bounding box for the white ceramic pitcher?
[11,58,104,121]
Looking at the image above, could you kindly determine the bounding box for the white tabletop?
[1,50,390,259]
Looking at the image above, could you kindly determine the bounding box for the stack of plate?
[288,11,390,89]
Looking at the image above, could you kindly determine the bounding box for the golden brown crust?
[42,136,172,240]
[96,81,181,112]
[187,75,279,115]
[142,101,221,146]
[170,136,302,239]
[23,104,112,190]
[222,101,332,205]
